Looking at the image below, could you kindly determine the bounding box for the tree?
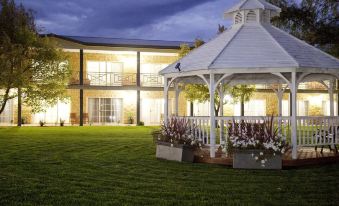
[184,84,235,116]
[0,0,71,117]
[268,0,339,57]
[230,85,256,116]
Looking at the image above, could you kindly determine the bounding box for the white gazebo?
[160,0,339,159]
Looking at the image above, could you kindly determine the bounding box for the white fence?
[178,116,339,147]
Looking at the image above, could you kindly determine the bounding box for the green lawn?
[0,127,338,206]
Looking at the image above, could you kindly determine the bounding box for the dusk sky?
[17,0,239,42]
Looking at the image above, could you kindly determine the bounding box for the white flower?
[261,160,265,164]
[171,144,173,147]
[259,152,263,156]
[255,156,258,160]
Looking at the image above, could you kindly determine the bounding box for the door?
[141,98,164,125]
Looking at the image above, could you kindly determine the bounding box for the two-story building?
[0,34,337,126]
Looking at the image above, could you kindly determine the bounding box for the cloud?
[17,0,240,41]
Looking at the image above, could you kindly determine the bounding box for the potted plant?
[39,120,46,127]
[152,117,202,162]
[60,119,65,126]
[127,112,134,124]
[229,116,289,170]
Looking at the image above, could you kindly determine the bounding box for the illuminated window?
[0,99,13,124]
[88,98,122,124]
[87,61,123,86]
[32,100,71,124]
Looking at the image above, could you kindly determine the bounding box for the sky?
[17,0,240,42]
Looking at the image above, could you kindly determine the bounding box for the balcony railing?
[141,73,164,87]
[86,72,136,86]
[70,72,164,87]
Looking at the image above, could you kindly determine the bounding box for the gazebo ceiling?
[159,0,339,76]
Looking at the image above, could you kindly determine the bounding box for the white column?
[329,81,334,117]
[164,78,169,124]
[209,74,216,158]
[219,88,224,144]
[175,84,180,116]
[291,72,298,159]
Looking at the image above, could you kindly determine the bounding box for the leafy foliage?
[0,0,71,114]
[268,0,339,57]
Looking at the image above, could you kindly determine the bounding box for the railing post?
[209,74,216,158]
[291,72,297,159]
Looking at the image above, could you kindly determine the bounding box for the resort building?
[0,33,338,126]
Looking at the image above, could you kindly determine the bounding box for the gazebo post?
[164,77,169,124]
[209,74,216,158]
[291,72,298,159]
[219,87,224,144]
[174,84,180,116]
[329,80,334,117]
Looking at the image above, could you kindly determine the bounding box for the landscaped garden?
[0,126,338,205]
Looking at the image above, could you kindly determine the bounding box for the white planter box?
[233,150,282,170]
[156,142,194,162]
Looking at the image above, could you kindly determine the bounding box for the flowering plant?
[152,117,202,149]
[228,116,289,155]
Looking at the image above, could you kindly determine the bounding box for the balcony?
[69,72,164,87]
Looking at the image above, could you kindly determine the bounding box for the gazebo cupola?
[224,0,281,25]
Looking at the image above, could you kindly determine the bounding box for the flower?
[259,152,263,156]
[261,160,265,164]
[255,156,258,160]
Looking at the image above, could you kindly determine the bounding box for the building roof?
[160,1,339,75]
[44,33,194,49]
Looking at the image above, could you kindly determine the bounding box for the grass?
[0,126,338,206]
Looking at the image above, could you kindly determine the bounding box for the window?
[88,98,122,124]
[246,10,257,22]
[235,12,243,24]
[140,63,167,87]
[87,61,123,86]
[244,100,266,116]
[0,99,13,124]
[32,100,71,124]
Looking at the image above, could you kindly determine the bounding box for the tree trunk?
[240,96,245,116]
[190,101,194,116]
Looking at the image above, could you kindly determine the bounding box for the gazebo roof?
[160,0,339,76]
[224,0,281,15]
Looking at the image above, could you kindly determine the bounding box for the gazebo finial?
[224,0,282,25]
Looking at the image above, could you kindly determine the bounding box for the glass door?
[88,98,122,124]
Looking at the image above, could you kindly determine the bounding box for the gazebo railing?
[296,116,339,146]
[177,116,339,148]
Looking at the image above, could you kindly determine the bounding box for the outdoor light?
[175,62,181,72]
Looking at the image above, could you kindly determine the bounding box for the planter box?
[233,150,282,170]
[156,142,194,162]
